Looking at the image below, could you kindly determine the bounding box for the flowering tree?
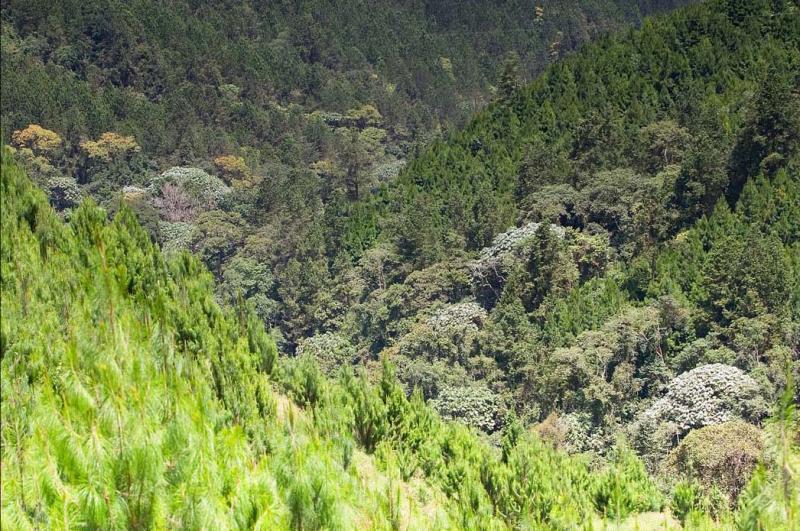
[152,182,198,222]
[149,166,229,207]
[11,124,63,154]
[80,132,140,162]
[641,364,766,435]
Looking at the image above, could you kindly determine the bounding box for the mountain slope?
[2,1,799,528]
[4,149,796,529]
[0,151,630,528]
[1,0,690,157]
[1,0,697,356]
[290,0,799,515]
[340,0,800,261]
[287,0,800,409]
[0,151,462,528]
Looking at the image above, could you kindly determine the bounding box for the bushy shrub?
[218,254,279,324]
[733,381,799,530]
[628,414,679,471]
[430,384,500,433]
[296,332,357,376]
[671,480,706,524]
[390,304,489,373]
[46,175,81,210]
[470,221,565,277]
[213,155,249,181]
[671,338,737,373]
[591,445,664,520]
[666,420,765,503]
[346,104,382,127]
[427,301,488,333]
[670,480,728,526]
[159,221,196,254]
[370,159,406,183]
[532,411,569,448]
[280,354,326,408]
[343,371,387,452]
[393,356,471,399]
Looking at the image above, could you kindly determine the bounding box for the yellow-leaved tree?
[214,154,261,189]
[80,131,141,161]
[10,124,63,154]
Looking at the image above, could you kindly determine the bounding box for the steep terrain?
[314,0,800,425]
[1,0,689,151]
[2,0,799,527]
[0,0,693,345]
[1,148,797,529]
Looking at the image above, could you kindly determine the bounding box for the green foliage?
[1,153,797,528]
[296,332,357,377]
[672,480,706,524]
[703,231,791,324]
[0,153,422,529]
[0,0,697,359]
[280,354,326,409]
[342,0,800,264]
[306,4,800,475]
[1,151,278,527]
[429,384,500,433]
[735,382,800,530]
[3,0,800,527]
[592,445,664,520]
[343,371,388,453]
[0,0,675,165]
[667,421,765,502]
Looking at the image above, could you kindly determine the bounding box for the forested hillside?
[2,0,799,528]
[1,149,797,529]
[317,0,800,404]
[0,0,691,344]
[2,0,686,153]
[302,0,800,511]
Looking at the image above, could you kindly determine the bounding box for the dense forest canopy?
[1,0,799,528]
[1,145,797,528]
[1,0,693,345]
[1,0,688,158]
